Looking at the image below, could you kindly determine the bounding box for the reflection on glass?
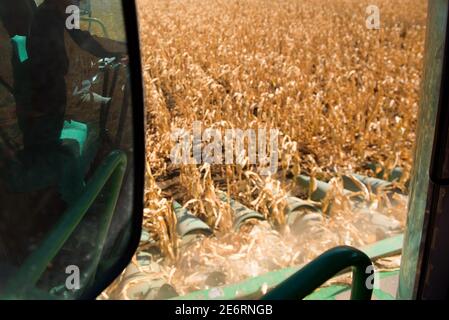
[0,0,134,299]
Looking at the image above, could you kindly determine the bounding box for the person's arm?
[67,28,119,58]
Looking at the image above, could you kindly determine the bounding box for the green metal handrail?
[2,151,127,299]
[80,17,109,38]
[172,234,402,300]
[261,246,374,300]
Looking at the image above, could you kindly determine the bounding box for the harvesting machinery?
[0,0,448,300]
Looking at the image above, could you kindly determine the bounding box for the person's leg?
[22,77,67,150]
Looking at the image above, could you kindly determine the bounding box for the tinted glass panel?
[0,0,137,299]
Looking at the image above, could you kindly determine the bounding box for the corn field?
[103,0,427,299]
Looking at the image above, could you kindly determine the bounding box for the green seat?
[60,120,88,156]
[60,120,100,189]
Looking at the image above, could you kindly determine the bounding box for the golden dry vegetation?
[103,0,428,299]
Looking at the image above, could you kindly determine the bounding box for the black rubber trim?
[417,3,449,300]
[80,0,144,300]
[429,4,449,186]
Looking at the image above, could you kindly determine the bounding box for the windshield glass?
[102,0,427,300]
